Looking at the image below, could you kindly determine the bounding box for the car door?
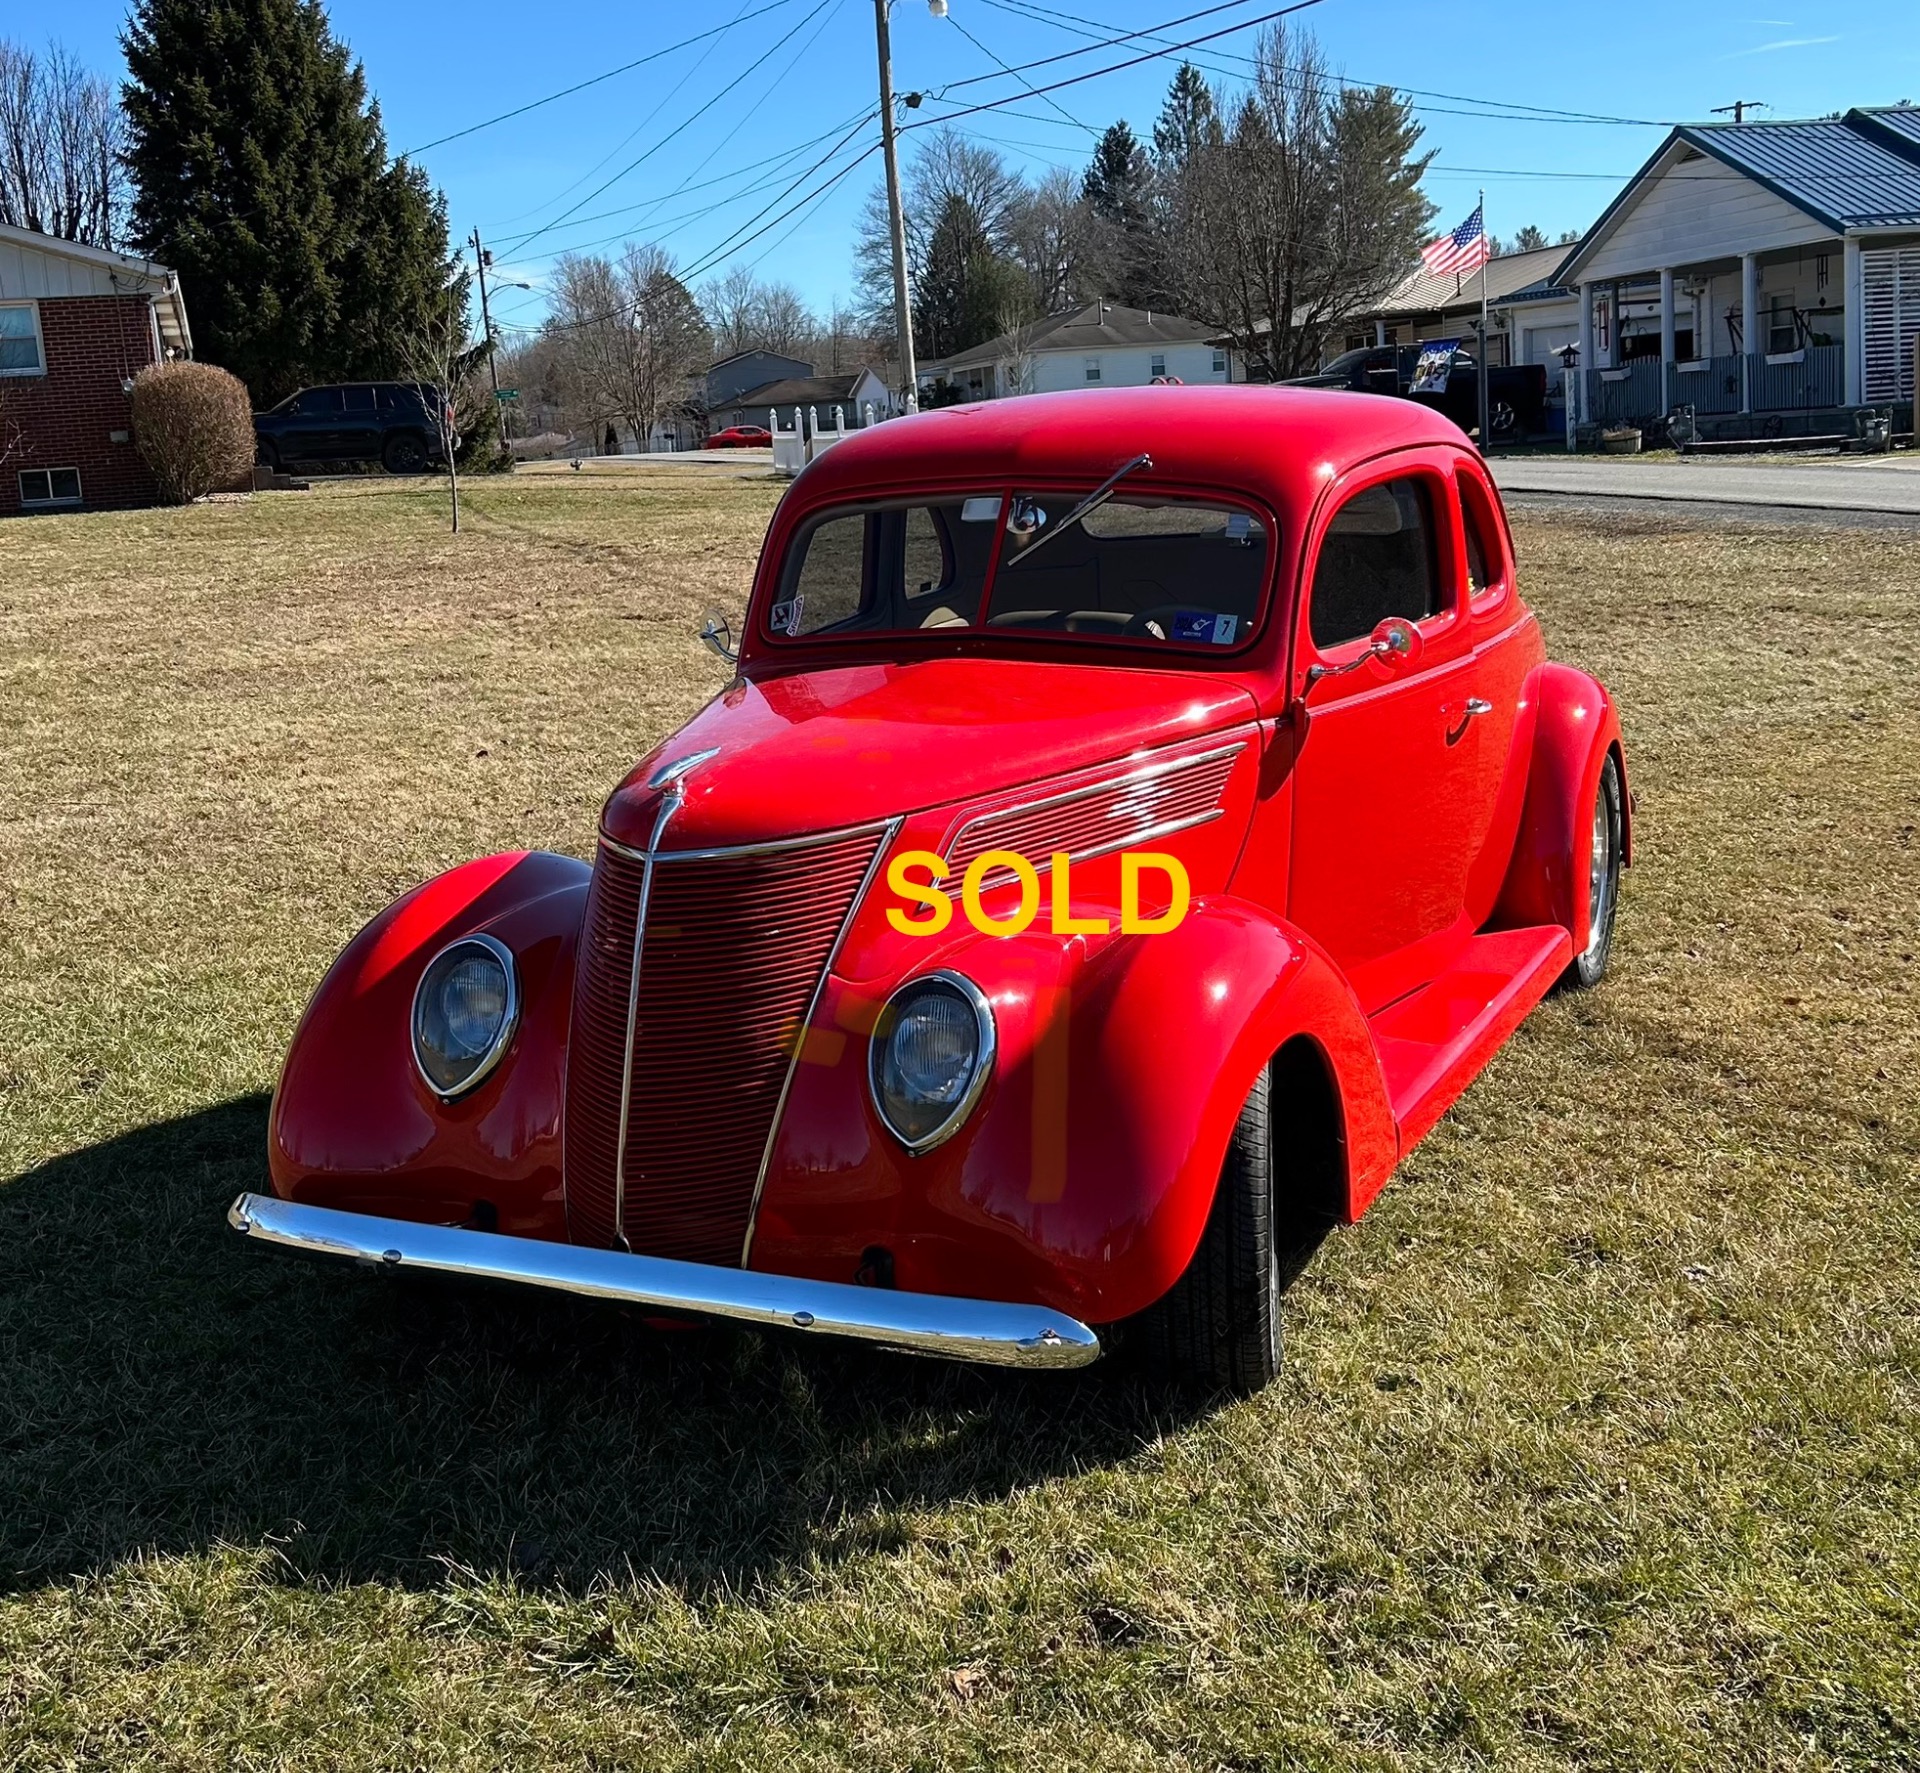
[1285,457,1506,1014]
[336,385,381,460]
[277,388,344,461]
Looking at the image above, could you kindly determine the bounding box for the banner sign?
[1410,340,1459,394]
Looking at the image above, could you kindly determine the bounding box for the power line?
[901,0,1328,131]
[943,10,1102,139]
[403,0,807,153]
[484,112,874,251]
[509,0,845,259]
[978,0,1675,127]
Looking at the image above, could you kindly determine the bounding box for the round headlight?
[411,934,518,1099]
[869,971,995,1154]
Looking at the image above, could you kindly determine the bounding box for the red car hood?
[603,658,1258,851]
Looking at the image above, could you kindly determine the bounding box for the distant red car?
[234,387,1627,1393]
[703,425,772,449]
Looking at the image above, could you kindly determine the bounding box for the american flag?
[1422,205,1489,279]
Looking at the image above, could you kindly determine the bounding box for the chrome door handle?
[1464,698,1493,717]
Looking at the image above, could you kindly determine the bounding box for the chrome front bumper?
[227,1193,1101,1370]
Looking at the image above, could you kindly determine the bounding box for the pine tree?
[1082,121,1156,308]
[1152,63,1218,172]
[121,0,459,404]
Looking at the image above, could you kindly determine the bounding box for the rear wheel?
[382,431,429,474]
[1135,1067,1282,1394]
[255,439,280,472]
[1563,752,1623,990]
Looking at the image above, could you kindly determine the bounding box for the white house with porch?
[1556,104,1920,433]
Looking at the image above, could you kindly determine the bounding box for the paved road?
[1490,453,1920,517]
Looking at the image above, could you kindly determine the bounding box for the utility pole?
[874,0,937,413]
[1711,99,1767,125]
[471,227,499,405]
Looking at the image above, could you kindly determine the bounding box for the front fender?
[268,850,590,1238]
[1493,662,1629,951]
[751,896,1396,1324]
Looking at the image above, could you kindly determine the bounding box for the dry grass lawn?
[1,466,1915,1769]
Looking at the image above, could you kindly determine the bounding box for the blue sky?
[47,0,1920,331]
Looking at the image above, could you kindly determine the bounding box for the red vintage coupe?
[232,386,1627,1393]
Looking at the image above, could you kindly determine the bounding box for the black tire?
[382,431,429,475]
[1563,751,1623,990]
[1134,1065,1282,1394]
[255,439,279,472]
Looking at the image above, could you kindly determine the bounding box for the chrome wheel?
[1584,777,1613,964]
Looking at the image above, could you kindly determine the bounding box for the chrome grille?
[564,826,887,1263]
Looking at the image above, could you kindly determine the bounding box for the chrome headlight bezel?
[868,969,996,1156]
[411,933,520,1101]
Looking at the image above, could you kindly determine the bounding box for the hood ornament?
[648,746,721,792]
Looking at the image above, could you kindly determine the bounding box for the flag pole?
[1477,189,1491,450]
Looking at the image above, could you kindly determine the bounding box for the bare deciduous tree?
[1174,26,1434,380]
[0,40,127,247]
[549,243,710,454]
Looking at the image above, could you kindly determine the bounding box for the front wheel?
[1134,1066,1281,1394]
[1563,751,1623,990]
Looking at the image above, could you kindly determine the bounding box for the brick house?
[0,223,194,517]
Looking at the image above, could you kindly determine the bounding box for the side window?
[1457,476,1506,603]
[903,506,951,599]
[769,502,992,638]
[342,385,377,412]
[774,510,869,636]
[1308,477,1439,651]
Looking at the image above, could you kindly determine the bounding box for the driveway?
[1490,452,1920,517]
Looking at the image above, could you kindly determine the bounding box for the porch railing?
[1669,355,1743,415]
[1586,343,1847,427]
[1747,344,1845,413]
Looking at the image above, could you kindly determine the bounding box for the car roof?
[795,385,1470,515]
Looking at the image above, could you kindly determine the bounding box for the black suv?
[254,382,450,474]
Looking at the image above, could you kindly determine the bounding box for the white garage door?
[1523,323,1578,367]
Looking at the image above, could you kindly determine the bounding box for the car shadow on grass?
[0,1096,1218,1598]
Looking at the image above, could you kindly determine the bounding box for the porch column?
[1577,283,1595,424]
[1740,251,1758,413]
[1374,318,1387,347]
[1843,234,1864,406]
[1659,266,1676,410]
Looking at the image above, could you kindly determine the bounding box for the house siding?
[1578,149,1833,283]
[1,295,161,516]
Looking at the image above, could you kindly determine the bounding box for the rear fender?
[268,850,590,1237]
[1492,663,1628,952]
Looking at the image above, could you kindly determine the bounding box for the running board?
[1370,925,1573,1151]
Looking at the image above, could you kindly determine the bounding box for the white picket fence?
[771,402,890,477]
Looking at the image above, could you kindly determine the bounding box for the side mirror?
[1368,616,1422,670]
[1305,615,1425,687]
[699,608,738,664]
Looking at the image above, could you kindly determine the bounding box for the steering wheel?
[1121,606,1188,640]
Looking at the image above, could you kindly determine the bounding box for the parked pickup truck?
[1287,346,1547,439]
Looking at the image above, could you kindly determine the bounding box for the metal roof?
[1680,108,1920,230]
[1369,241,1572,318]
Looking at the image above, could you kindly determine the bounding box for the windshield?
[766,488,1271,654]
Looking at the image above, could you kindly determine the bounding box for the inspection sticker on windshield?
[1173,611,1238,645]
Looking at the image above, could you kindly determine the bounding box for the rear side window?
[1457,475,1507,603]
[342,385,376,412]
[1309,478,1439,650]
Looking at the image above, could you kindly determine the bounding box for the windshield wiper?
[1005,452,1152,567]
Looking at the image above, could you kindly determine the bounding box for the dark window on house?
[1150,352,1167,377]
[1768,295,1798,353]
[0,303,43,374]
[19,467,81,507]
[1309,478,1439,650]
